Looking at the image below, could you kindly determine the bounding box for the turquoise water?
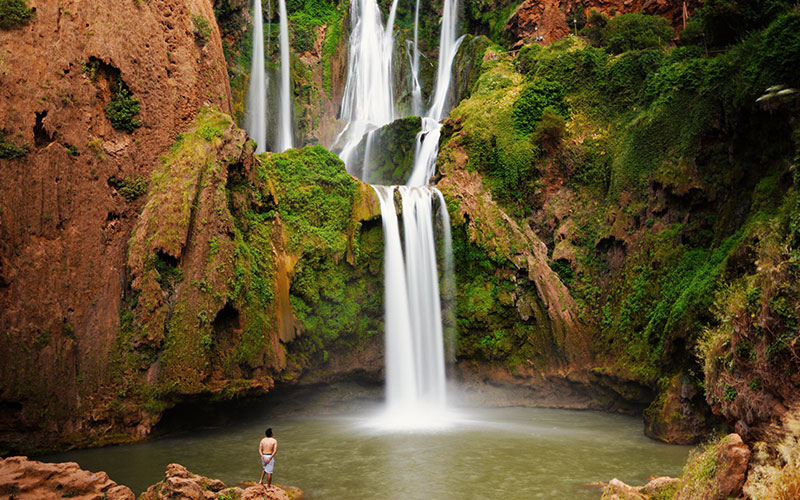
[42,386,690,499]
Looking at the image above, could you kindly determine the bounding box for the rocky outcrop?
[140,463,302,500]
[0,456,134,500]
[438,136,590,367]
[0,0,232,453]
[0,458,301,500]
[505,0,703,48]
[601,476,681,500]
[674,433,751,500]
[643,373,717,444]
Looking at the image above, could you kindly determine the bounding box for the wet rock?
[644,373,717,444]
[0,456,134,500]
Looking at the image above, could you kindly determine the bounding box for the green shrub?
[692,0,795,47]
[0,0,35,29]
[192,13,212,46]
[604,13,674,54]
[511,80,568,135]
[109,175,148,201]
[0,131,28,159]
[288,0,338,53]
[580,10,609,47]
[104,86,141,132]
[530,108,566,152]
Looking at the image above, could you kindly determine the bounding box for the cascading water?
[409,0,422,117]
[277,0,293,152]
[336,0,400,169]
[336,0,462,428]
[406,0,464,187]
[245,0,267,154]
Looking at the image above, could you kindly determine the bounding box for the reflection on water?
[41,386,690,499]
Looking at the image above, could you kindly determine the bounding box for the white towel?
[261,454,274,474]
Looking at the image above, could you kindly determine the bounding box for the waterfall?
[410,0,422,116]
[277,0,293,152]
[406,0,464,187]
[246,0,267,154]
[336,0,400,168]
[338,0,461,428]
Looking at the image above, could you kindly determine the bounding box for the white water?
[277,0,293,151]
[338,0,462,429]
[336,0,400,168]
[410,0,422,116]
[245,0,267,154]
[406,0,464,187]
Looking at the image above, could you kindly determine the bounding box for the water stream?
[41,386,691,499]
[245,0,267,154]
[335,0,462,426]
[277,0,293,151]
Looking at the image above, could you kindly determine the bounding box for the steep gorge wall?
[0,0,233,452]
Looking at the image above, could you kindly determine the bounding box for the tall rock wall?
[0,0,233,452]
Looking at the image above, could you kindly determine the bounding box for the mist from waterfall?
[245,0,267,154]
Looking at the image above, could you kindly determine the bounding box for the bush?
[104,86,141,132]
[109,176,148,201]
[511,80,568,135]
[692,0,795,48]
[0,131,28,159]
[192,13,212,46]
[0,0,35,29]
[580,10,609,47]
[530,108,566,153]
[604,13,674,54]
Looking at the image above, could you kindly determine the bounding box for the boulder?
[140,463,300,500]
[602,478,646,500]
[674,433,750,500]
[0,456,134,500]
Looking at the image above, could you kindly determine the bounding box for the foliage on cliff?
[109,109,382,430]
[440,3,800,442]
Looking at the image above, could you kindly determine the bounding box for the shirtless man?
[258,428,278,487]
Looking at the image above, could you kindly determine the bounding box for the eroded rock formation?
[0,456,134,500]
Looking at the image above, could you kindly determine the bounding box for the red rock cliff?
[0,0,231,453]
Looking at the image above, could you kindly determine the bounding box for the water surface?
[43,387,690,499]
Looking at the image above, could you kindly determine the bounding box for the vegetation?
[441,4,800,420]
[0,0,35,29]
[109,175,148,201]
[0,131,28,159]
[192,13,212,46]
[103,85,141,131]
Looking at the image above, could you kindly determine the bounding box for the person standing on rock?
[258,428,278,488]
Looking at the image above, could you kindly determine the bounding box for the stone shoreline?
[0,457,302,500]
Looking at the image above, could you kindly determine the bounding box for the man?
[258,428,278,488]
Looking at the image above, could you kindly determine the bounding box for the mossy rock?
[348,116,422,185]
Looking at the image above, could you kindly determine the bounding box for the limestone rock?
[0,456,134,500]
[602,478,646,500]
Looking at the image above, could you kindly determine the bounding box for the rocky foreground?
[0,457,301,500]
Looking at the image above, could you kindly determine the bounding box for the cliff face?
[505,0,703,47]
[0,0,233,451]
